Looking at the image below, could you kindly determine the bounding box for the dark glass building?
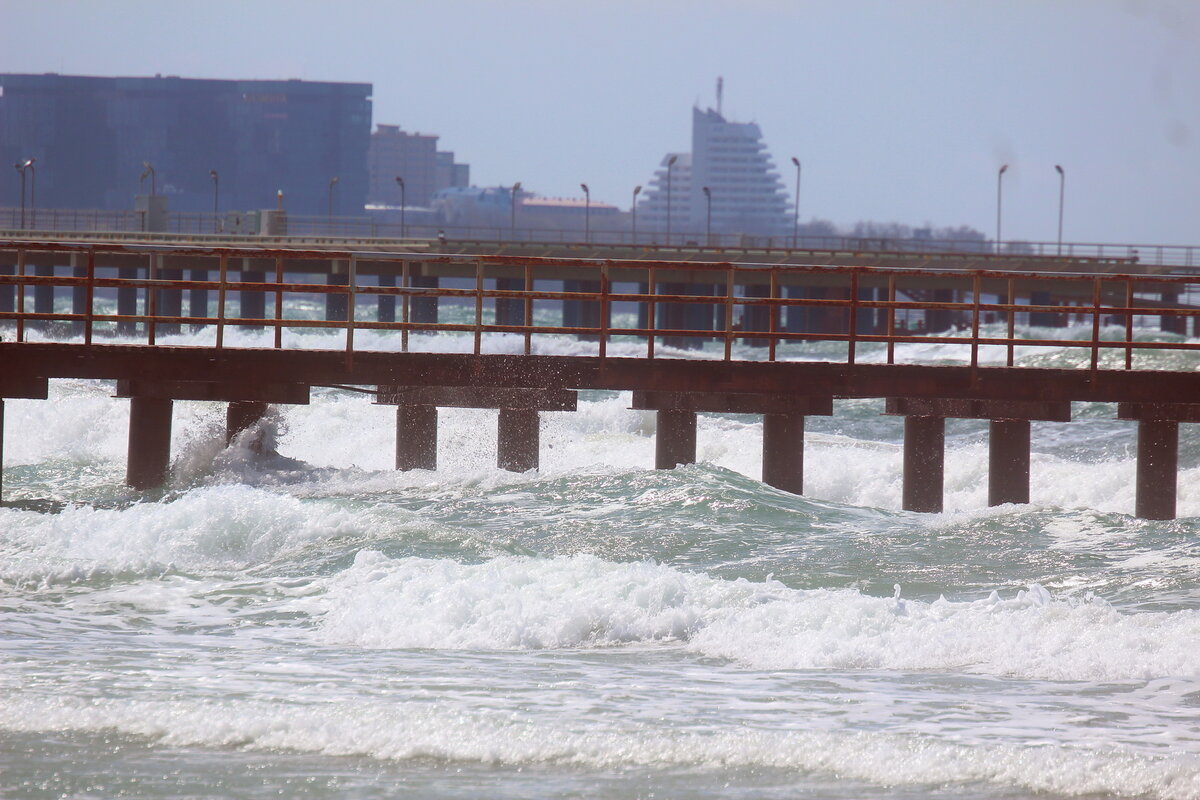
[0,73,372,215]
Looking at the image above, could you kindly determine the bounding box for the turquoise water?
[1,327,1198,799]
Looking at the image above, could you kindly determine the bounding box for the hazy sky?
[3,0,1198,245]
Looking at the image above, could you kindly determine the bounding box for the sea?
[2,312,1199,799]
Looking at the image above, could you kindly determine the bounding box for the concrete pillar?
[497,408,539,472]
[783,285,806,335]
[157,268,183,336]
[325,271,349,322]
[762,412,804,494]
[926,288,954,333]
[378,273,396,324]
[1136,420,1178,520]
[118,267,138,336]
[1029,290,1066,328]
[857,287,882,335]
[226,401,269,452]
[1160,290,1187,335]
[659,283,710,350]
[34,265,54,330]
[396,404,438,471]
[902,415,945,512]
[126,396,173,490]
[988,419,1031,506]
[0,265,14,314]
[655,409,697,469]
[411,273,439,324]
[742,283,770,347]
[496,277,527,328]
[240,270,266,329]
[804,287,835,334]
[189,268,208,328]
[636,281,649,332]
[72,265,87,337]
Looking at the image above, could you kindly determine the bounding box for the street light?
[510,181,522,237]
[580,183,590,244]
[1055,164,1065,256]
[702,186,712,246]
[791,156,801,248]
[14,158,35,229]
[141,162,156,196]
[395,176,406,238]
[996,164,1008,254]
[631,185,642,244]
[209,170,219,231]
[665,155,678,245]
[327,176,339,222]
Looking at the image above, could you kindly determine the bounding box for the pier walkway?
[3,238,1200,519]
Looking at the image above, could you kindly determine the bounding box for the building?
[367,124,469,208]
[0,73,372,215]
[637,105,791,238]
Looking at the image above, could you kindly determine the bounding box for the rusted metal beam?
[885,397,1071,421]
[377,385,577,411]
[632,390,832,416]
[114,379,309,404]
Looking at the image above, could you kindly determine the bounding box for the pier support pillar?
[902,415,945,512]
[226,401,269,451]
[126,396,173,490]
[118,267,138,335]
[988,419,1031,506]
[325,271,349,322]
[189,268,208,328]
[762,412,804,494]
[1136,420,1179,520]
[157,267,183,336]
[742,283,770,347]
[411,273,439,324]
[1160,290,1187,335]
[34,265,54,321]
[240,269,266,329]
[396,404,438,471]
[378,273,396,324]
[656,409,697,469]
[0,264,14,313]
[497,408,539,472]
[496,277,528,329]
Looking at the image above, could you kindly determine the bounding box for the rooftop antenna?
[717,76,724,115]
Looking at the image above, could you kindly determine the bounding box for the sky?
[2,0,1198,246]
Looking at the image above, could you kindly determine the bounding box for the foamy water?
[2,325,1199,799]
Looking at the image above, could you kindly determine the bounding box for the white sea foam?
[302,551,1200,683]
[0,694,1196,800]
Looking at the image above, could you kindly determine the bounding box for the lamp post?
[14,158,34,229]
[1055,164,1065,256]
[631,184,642,244]
[327,176,339,224]
[209,170,219,232]
[996,164,1008,254]
[791,156,801,248]
[702,186,712,246]
[141,162,156,196]
[395,176,406,238]
[665,155,678,245]
[580,183,590,243]
[510,181,521,238]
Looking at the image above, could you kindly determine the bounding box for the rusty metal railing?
[1,240,1198,374]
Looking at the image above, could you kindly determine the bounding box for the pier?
[3,237,1200,519]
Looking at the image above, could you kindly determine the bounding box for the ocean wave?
[305,551,1200,682]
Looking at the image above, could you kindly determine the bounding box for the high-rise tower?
[638,100,791,240]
